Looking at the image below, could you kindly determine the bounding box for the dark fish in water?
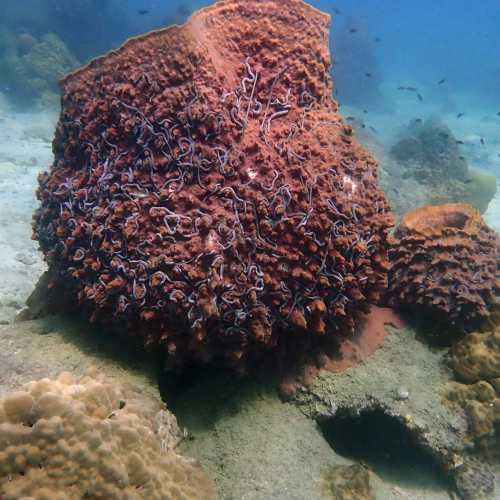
[375,37,382,42]
[365,72,372,78]
[459,156,466,160]
[497,112,500,116]
[456,140,464,144]
[457,113,464,119]
[438,78,446,84]
[333,7,342,14]
[177,5,191,17]
[369,126,378,134]
[361,124,366,128]
[137,9,149,15]
[439,132,449,139]
[406,86,417,92]
[349,28,358,33]
[480,137,485,145]
[363,110,368,114]
[346,116,356,122]
[414,118,423,123]
[464,178,473,184]
[417,93,423,101]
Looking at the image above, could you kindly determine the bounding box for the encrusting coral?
[387,203,500,327]
[0,368,215,500]
[445,324,500,458]
[33,0,393,371]
[449,327,500,384]
[320,464,373,500]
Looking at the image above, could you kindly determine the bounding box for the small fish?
[438,78,446,84]
[361,124,366,128]
[497,112,500,116]
[177,5,191,17]
[346,116,356,122]
[375,37,382,42]
[464,178,473,184]
[480,137,485,145]
[457,113,464,119]
[417,93,423,102]
[137,9,149,15]
[439,132,449,139]
[363,110,368,114]
[406,86,418,92]
[369,126,378,134]
[413,118,423,124]
[456,140,464,145]
[349,28,358,33]
[459,156,465,160]
[333,7,342,15]
[365,72,372,78]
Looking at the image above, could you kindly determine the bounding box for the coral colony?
[34,0,394,370]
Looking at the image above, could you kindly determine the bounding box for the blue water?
[2,0,500,109]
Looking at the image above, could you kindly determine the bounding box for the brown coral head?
[388,203,500,329]
[33,0,393,372]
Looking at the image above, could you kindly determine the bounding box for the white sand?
[0,95,57,323]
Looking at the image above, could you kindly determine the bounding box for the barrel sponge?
[33,0,393,371]
[0,369,215,500]
[387,203,500,327]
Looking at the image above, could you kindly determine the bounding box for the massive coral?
[387,203,500,327]
[446,324,500,457]
[0,368,215,499]
[33,0,393,370]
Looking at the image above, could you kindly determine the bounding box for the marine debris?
[33,0,393,371]
[387,203,500,328]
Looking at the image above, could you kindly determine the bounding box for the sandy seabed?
[0,101,55,323]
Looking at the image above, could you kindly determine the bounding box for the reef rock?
[33,0,393,371]
[381,118,497,217]
[0,31,79,106]
[387,203,500,328]
[0,368,215,499]
[290,322,495,499]
[390,118,468,182]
